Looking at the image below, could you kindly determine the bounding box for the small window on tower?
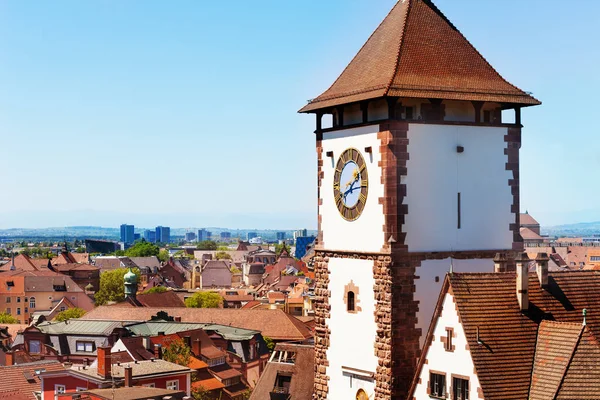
[347,291,355,312]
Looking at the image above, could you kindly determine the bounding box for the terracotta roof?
[521,213,540,226]
[520,227,544,240]
[0,254,39,272]
[83,307,313,341]
[0,360,65,400]
[529,321,582,400]
[209,363,242,380]
[413,271,600,400]
[117,337,155,361]
[135,291,186,308]
[83,386,184,400]
[556,325,600,398]
[241,300,262,310]
[188,356,208,370]
[299,0,539,113]
[249,344,314,400]
[53,263,99,272]
[192,377,225,391]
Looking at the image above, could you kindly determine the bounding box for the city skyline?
[1,0,599,228]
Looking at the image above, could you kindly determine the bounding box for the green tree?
[54,307,86,322]
[191,385,211,400]
[215,251,232,260]
[184,292,222,308]
[196,240,218,250]
[0,313,19,324]
[158,249,170,263]
[275,242,291,257]
[124,241,160,257]
[263,336,275,352]
[144,286,168,294]
[162,338,191,367]
[94,268,141,305]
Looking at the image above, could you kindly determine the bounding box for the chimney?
[493,253,508,273]
[154,344,162,359]
[124,366,133,387]
[192,338,201,356]
[143,337,151,350]
[515,252,530,312]
[535,253,550,288]
[97,346,112,379]
[183,336,192,349]
[174,316,182,322]
[5,351,13,366]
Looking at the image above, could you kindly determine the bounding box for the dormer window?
[6,281,14,287]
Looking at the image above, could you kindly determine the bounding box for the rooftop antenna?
[583,309,587,326]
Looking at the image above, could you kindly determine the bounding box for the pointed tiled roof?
[300,0,540,112]
[529,321,583,400]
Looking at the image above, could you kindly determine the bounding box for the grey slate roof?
[36,320,128,335]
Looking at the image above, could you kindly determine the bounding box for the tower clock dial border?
[333,148,369,222]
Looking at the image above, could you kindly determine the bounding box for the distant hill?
[542,221,600,237]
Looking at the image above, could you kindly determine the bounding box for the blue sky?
[0,0,599,229]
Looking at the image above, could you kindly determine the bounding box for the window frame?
[429,370,447,399]
[54,384,66,394]
[451,375,469,400]
[76,341,94,353]
[29,339,42,354]
[166,380,179,390]
[29,297,36,309]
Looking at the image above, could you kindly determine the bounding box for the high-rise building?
[185,232,196,242]
[299,1,540,398]
[120,224,135,245]
[133,233,141,242]
[155,226,171,244]
[198,229,207,242]
[247,232,258,241]
[143,230,156,243]
[276,232,286,241]
[220,232,231,240]
[293,229,308,241]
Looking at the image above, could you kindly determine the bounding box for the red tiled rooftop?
[300,0,539,113]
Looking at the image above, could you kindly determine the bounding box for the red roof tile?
[530,321,582,400]
[411,271,600,400]
[300,0,539,112]
[0,360,65,400]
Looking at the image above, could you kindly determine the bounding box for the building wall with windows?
[326,257,377,398]
[412,292,480,400]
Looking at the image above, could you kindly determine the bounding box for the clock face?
[333,148,368,221]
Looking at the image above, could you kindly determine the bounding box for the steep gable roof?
[530,321,582,400]
[300,0,539,113]
[411,271,600,400]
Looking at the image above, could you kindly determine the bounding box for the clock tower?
[299,1,540,399]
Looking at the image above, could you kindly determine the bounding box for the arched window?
[29,297,35,309]
[347,291,355,312]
